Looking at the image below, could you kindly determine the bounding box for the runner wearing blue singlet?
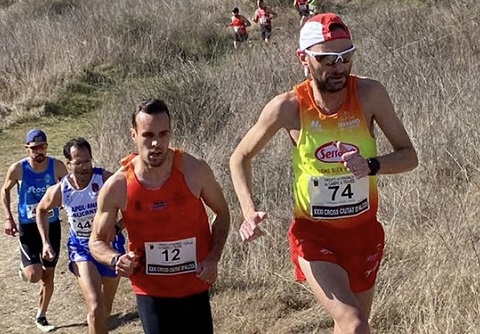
[36,137,125,334]
[1,129,67,332]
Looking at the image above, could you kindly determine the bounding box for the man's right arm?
[229,93,294,241]
[89,171,136,277]
[252,10,259,23]
[1,162,20,236]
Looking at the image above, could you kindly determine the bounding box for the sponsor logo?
[314,142,359,163]
[27,185,48,195]
[149,201,167,211]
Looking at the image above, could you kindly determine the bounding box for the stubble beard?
[144,153,165,168]
[34,154,46,163]
[312,70,350,93]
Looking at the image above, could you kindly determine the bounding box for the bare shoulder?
[103,168,127,193]
[52,157,65,166]
[356,76,393,117]
[53,157,68,178]
[4,160,22,181]
[261,90,298,129]
[181,151,211,177]
[356,76,386,97]
[180,151,216,197]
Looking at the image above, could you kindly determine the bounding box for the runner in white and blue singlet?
[36,137,125,334]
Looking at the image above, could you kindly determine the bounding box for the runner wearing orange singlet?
[89,99,230,334]
[229,7,251,49]
[230,13,418,333]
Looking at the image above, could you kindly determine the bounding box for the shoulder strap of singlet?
[172,148,184,172]
[293,79,311,109]
[121,153,137,185]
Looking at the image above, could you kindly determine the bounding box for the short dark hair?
[63,137,92,160]
[232,7,239,14]
[132,99,171,129]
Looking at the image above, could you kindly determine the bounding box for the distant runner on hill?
[293,0,310,26]
[1,128,67,332]
[253,0,277,43]
[36,137,125,334]
[229,7,251,49]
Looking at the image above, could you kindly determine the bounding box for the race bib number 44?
[145,238,197,275]
[308,175,370,219]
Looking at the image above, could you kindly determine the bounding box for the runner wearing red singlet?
[230,13,418,333]
[229,7,251,49]
[89,99,230,334]
[253,0,277,42]
[293,0,310,26]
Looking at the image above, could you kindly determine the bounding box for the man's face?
[131,111,171,168]
[25,143,47,163]
[67,146,93,184]
[306,39,355,93]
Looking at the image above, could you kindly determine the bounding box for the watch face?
[368,158,380,175]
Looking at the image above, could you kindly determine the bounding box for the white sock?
[36,310,45,319]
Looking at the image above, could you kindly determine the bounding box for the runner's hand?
[42,244,56,261]
[4,218,18,237]
[115,251,138,277]
[337,141,370,178]
[239,211,267,242]
[196,257,218,285]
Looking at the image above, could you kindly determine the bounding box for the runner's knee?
[24,266,43,283]
[334,311,369,334]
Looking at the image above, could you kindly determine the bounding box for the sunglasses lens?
[312,48,355,66]
[315,55,338,66]
[342,50,355,63]
[29,144,46,150]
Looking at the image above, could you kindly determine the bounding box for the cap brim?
[25,141,47,147]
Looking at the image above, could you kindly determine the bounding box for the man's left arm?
[368,80,418,174]
[196,160,230,283]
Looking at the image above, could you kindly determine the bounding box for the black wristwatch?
[110,254,120,268]
[367,158,380,176]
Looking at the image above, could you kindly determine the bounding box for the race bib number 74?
[308,175,370,219]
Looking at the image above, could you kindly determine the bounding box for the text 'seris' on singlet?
[121,149,212,298]
[292,76,378,228]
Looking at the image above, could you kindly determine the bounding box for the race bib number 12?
[145,237,197,275]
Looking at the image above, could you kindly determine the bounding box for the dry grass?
[1,0,480,333]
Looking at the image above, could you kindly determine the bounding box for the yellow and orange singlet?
[292,76,378,228]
